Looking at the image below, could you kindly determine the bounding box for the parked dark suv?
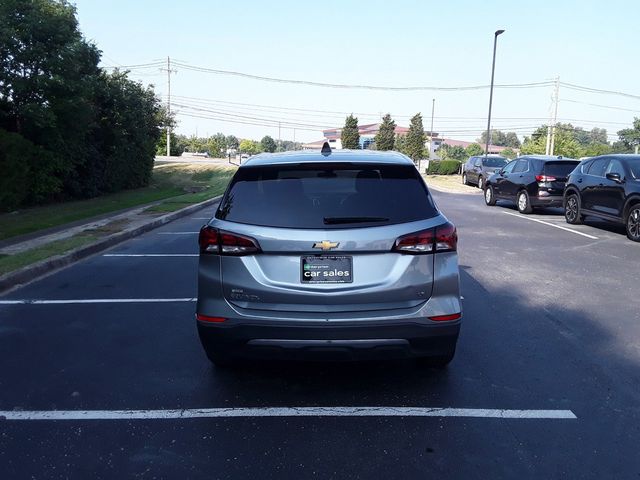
[462,155,508,190]
[563,154,640,242]
[484,155,579,213]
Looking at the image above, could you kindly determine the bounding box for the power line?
[170,60,554,92]
[561,98,640,114]
[560,82,640,101]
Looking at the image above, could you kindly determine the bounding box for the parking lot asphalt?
[1,191,639,479]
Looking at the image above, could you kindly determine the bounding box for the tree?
[0,0,164,209]
[521,124,581,158]
[438,144,466,161]
[394,134,407,155]
[501,147,517,159]
[374,114,396,151]
[405,113,426,162]
[226,135,239,150]
[239,139,261,155]
[618,118,640,151]
[341,115,360,149]
[465,143,484,157]
[478,130,521,148]
[261,135,277,153]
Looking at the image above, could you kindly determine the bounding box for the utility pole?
[278,122,281,149]
[485,29,505,159]
[160,56,177,156]
[549,76,560,156]
[430,98,435,160]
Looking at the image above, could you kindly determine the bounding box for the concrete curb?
[426,183,482,195]
[0,195,222,294]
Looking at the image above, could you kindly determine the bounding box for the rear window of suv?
[543,161,579,177]
[483,157,508,167]
[216,163,438,229]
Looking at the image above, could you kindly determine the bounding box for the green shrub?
[426,160,461,175]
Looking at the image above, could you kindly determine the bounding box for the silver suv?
[196,149,462,367]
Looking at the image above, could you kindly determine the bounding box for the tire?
[626,205,640,242]
[484,185,497,206]
[462,172,470,185]
[416,349,455,369]
[477,176,484,190]
[517,190,533,214]
[564,193,583,225]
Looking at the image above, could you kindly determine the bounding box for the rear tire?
[564,193,583,225]
[517,190,533,214]
[462,173,470,185]
[484,185,497,206]
[477,176,484,190]
[626,205,640,242]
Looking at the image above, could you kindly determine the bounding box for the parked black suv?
[563,154,640,242]
[484,155,579,213]
[462,155,508,190]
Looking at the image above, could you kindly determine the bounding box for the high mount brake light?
[392,222,457,254]
[536,175,557,182]
[198,226,261,256]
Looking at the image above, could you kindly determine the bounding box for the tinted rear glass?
[544,161,579,177]
[628,160,640,179]
[216,163,438,228]
[483,157,508,167]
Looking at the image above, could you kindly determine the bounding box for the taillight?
[434,222,457,252]
[429,313,461,322]
[196,313,226,323]
[535,175,556,182]
[198,226,261,256]
[392,222,457,254]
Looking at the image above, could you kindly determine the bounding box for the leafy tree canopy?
[405,113,426,162]
[261,135,277,153]
[374,114,396,151]
[341,114,360,149]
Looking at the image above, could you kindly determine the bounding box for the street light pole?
[484,29,505,160]
[430,98,435,160]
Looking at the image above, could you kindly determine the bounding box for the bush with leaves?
[426,160,462,175]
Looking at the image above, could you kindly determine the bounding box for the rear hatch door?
[213,161,443,313]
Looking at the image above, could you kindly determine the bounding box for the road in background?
[0,191,638,479]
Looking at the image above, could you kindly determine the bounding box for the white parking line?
[157,232,199,235]
[502,211,599,240]
[0,298,196,305]
[0,406,577,421]
[103,254,198,257]
[191,217,211,220]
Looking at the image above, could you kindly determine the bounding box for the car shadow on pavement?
[202,267,640,416]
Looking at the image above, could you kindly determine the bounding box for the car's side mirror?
[499,170,505,176]
[606,172,623,183]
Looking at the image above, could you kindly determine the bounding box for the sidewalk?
[0,195,220,294]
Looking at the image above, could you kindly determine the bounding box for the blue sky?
[73,0,639,143]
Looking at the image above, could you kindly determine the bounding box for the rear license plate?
[301,256,353,284]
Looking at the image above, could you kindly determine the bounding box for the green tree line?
[159,133,301,157]
[0,0,166,211]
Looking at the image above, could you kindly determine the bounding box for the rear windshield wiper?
[323,216,389,225]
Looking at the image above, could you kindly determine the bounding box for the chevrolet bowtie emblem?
[313,240,339,251]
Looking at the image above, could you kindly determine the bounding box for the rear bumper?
[530,194,563,207]
[197,319,460,361]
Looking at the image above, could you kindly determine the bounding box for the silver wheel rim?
[478,178,483,189]
[518,193,527,211]
[463,174,466,184]
[628,208,640,239]
[566,196,578,222]
[485,187,492,203]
